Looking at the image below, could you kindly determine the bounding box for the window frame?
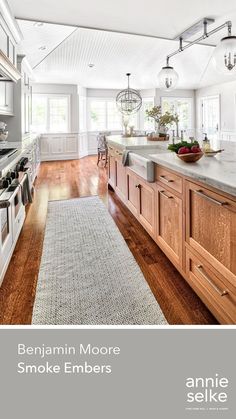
[200,94,221,137]
[32,93,71,133]
[140,97,155,131]
[87,97,124,132]
[160,96,194,132]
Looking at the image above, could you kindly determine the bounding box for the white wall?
[32,83,79,132]
[196,80,236,133]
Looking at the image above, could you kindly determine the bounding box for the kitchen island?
[107,135,236,324]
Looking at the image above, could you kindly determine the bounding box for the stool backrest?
[97,134,107,151]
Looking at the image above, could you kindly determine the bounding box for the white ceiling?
[9,0,236,89]
[7,0,236,40]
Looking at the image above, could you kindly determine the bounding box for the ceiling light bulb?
[158,65,179,91]
[212,35,236,75]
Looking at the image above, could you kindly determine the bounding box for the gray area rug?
[32,197,167,325]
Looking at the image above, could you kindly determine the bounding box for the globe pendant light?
[157,19,236,91]
[158,60,179,91]
[116,73,142,115]
[212,23,236,75]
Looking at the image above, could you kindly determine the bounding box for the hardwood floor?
[0,156,218,325]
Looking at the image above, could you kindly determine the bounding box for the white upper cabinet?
[0,23,8,57]
[0,2,22,67]
[0,81,14,115]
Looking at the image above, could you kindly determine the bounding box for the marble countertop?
[107,135,168,150]
[148,148,236,197]
[107,135,236,197]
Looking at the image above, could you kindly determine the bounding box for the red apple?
[191,145,202,153]
[178,146,190,154]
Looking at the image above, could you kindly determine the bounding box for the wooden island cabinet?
[108,147,236,324]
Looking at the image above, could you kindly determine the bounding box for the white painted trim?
[0,0,22,44]
[33,93,71,133]
[200,94,221,134]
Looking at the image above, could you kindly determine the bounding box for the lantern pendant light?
[158,19,236,91]
[212,22,236,75]
[158,57,179,91]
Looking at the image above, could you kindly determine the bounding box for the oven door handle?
[19,173,28,187]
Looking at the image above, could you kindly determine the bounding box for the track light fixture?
[158,19,236,91]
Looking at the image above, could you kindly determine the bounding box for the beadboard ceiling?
[10,0,236,89]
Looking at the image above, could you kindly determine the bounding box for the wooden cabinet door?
[116,159,126,202]
[139,180,155,236]
[127,170,139,217]
[156,184,183,266]
[186,181,236,286]
[108,154,116,189]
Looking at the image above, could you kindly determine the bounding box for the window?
[161,97,193,131]
[107,101,122,130]
[142,98,155,131]
[88,98,139,131]
[89,100,106,131]
[201,95,220,140]
[32,94,70,133]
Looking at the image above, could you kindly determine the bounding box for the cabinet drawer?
[186,249,236,324]
[156,166,183,194]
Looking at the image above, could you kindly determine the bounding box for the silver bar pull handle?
[196,265,229,297]
[160,175,174,183]
[160,190,173,199]
[195,190,228,207]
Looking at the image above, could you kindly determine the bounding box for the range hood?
[0,50,21,82]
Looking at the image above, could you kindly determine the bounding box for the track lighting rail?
[166,20,232,66]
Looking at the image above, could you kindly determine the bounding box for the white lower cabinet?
[0,203,13,283]
[0,187,25,285]
[40,134,79,161]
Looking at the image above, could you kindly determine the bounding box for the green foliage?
[168,140,199,153]
[146,106,179,127]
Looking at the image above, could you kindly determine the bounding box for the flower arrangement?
[146,106,179,133]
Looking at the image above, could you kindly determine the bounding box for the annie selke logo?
[185,373,229,412]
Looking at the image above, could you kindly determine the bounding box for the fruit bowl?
[176,152,204,163]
